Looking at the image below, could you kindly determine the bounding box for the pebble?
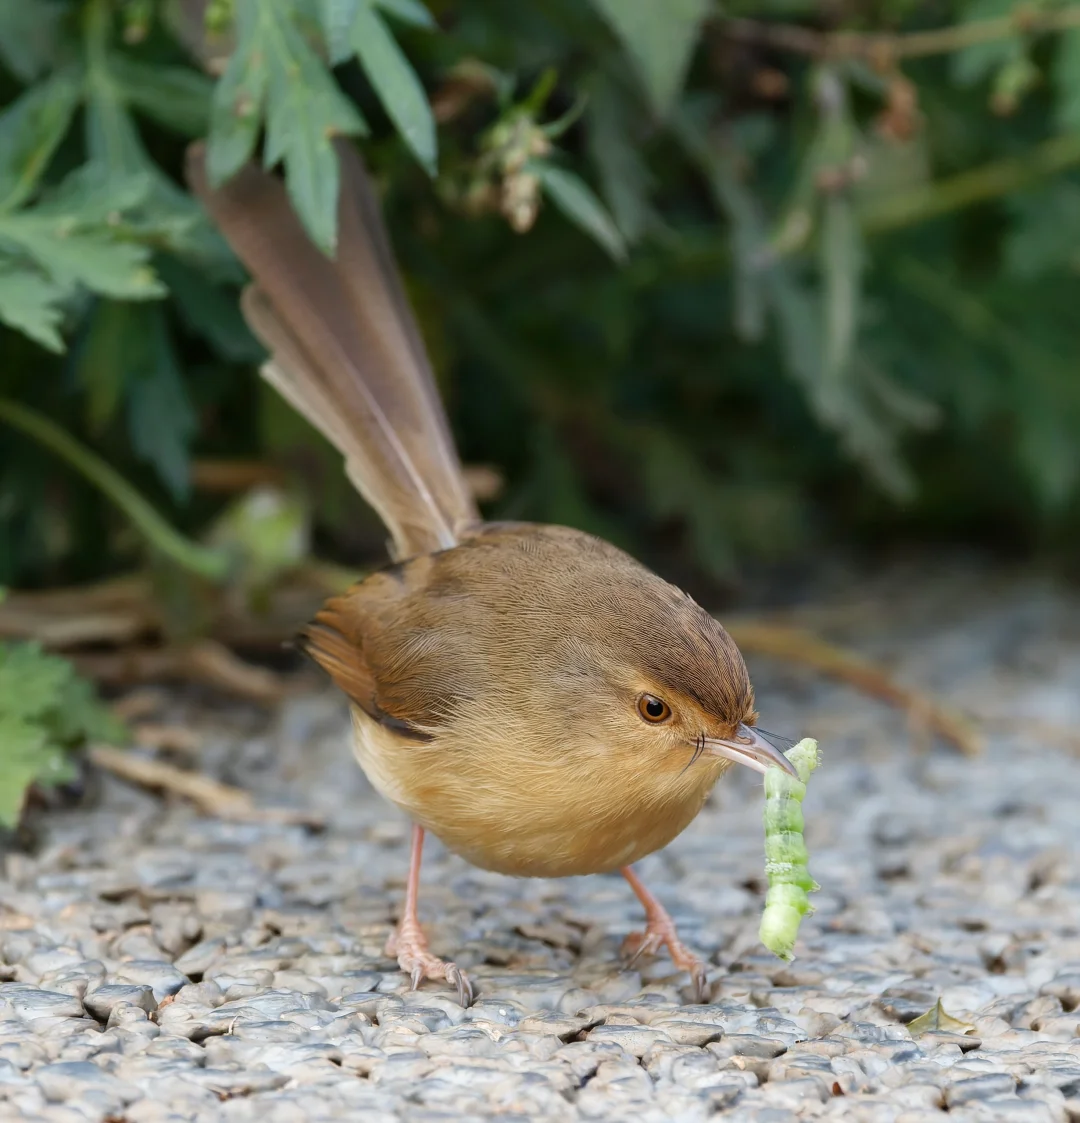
[85,984,158,1020]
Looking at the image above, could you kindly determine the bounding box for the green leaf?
[351,0,437,174]
[0,718,52,829]
[108,55,214,137]
[0,0,64,82]
[207,0,367,252]
[32,162,152,222]
[1054,27,1080,132]
[77,300,138,431]
[951,0,1022,87]
[591,0,708,117]
[528,160,627,263]
[671,108,768,341]
[320,0,361,64]
[0,165,164,305]
[0,639,76,723]
[0,220,162,302]
[85,64,147,179]
[0,68,84,214]
[122,305,198,501]
[0,640,123,829]
[820,193,862,383]
[375,0,435,29]
[1017,398,1080,510]
[0,268,66,352]
[587,79,654,244]
[156,257,263,362]
[1004,184,1080,278]
[207,2,270,185]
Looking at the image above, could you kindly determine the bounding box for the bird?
[186,139,797,1006]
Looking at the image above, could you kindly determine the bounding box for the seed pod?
[759,738,820,962]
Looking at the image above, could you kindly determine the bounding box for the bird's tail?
[185,141,478,559]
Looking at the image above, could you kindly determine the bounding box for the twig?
[721,7,1080,63]
[88,745,324,827]
[73,640,290,704]
[725,622,983,756]
[130,723,203,755]
[184,639,289,702]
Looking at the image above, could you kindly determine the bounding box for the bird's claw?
[621,923,709,1002]
[445,963,474,1008]
[387,922,474,1007]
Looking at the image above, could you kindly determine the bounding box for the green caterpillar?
[759,738,820,962]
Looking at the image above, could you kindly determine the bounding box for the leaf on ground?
[907,999,976,1038]
[590,0,707,118]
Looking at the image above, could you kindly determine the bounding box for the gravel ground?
[2,566,1080,1122]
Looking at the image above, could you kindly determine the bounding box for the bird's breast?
[348,707,725,878]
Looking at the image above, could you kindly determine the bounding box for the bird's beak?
[703,724,799,776]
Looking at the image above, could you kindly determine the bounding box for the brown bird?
[186,140,796,1006]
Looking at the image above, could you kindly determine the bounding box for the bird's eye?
[637,693,672,723]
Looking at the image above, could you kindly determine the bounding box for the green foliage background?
[2,0,1080,604]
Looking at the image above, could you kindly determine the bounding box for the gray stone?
[1,985,85,1021]
[112,961,188,1001]
[35,1060,140,1105]
[85,984,157,1020]
[172,937,226,977]
[944,1072,1019,1107]
[586,1022,673,1057]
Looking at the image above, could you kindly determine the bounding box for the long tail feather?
[185,141,478,558]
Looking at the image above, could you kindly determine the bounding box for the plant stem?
[0,398,230,582]
[721,5,1080,62]
[859,132,1080,234]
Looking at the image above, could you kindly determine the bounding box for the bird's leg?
[386,825,473,1006]
[620,866,708,1001]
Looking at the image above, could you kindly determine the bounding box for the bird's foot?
[386,920,473,1006]
[621,918,709,1002]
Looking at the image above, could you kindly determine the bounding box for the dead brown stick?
[73,640,289,704]
[88,745,324,827]
[726,622,983,757]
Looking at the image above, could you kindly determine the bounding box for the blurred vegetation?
[0,590,127,826]
[2,0,1080,611]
